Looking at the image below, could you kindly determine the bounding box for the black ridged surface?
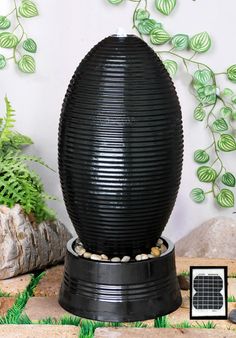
[59,237,182,322]
[58,35,183,256]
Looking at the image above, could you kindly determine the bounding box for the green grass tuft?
[195,321,216,329]
[0,289,11,297]
[154,315,170,328]
[228,295,236,302]
[172,320,192,328]
[179,271,190,277]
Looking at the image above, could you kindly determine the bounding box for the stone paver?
[176,257,236,276]
[0,274,32,295]
[34,265,64,297]
[94,327,236,337]
[0,325,79,337]
[0,297,15,316]
[23,296,71,320]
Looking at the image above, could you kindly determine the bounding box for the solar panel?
[190,266,227,319]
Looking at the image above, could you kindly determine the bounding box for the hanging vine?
[106,0,236,209]
[0,0,38,73]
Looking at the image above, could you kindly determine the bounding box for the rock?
[178,275,190,290]
[229,309,236,324]
[91,254,102,261]
[74,246,85,256]
[148,254,154,258]
[141,254,148,260]
[101,254,109,260]
[111,257,121,262]
[121,256,130,262]
[83,252,92,259]
[0,204,71,279]
[161,244,167,254]
[135,254,142,261]
[157,238,163,246]
[0,325,79,338]
[176,217,236,258]
[151,247,161,257]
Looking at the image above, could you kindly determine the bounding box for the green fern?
[0,97,56,222]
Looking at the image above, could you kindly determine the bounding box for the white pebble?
[157,238,163,246]
[75,246,86,256]
[121,256,130,262]
[90,254,102,261]
[135,254,142,261]
[111,257,121,262]
[161,244,167,254]
[148,254,154,258]
[83,252,92,259]
[101,254,109,260]
[141,254,148,260]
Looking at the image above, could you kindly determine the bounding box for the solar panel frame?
[190,266,228,320]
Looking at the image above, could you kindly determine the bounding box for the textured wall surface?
[0,0,235,241]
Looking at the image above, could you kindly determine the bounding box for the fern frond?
[0,96,15,146]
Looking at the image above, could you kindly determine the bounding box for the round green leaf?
[194,150,209,164]
[232,112,236,121]
[227,65,236,83]
[194,105,206,121]
[196,87,216,106]
[216,189,234,208]
[18,55,35,73]
[108,0,123,3]
[135,9,150,20]
[190,32,211,53]
[193,69,213,86]
[0,54,6,69]
[212,118,228,132]
[190,188,205,203]
[204,85,216,96]
[0,32,18,48]
[0,16,11,30]
[197,166,217,183]
[155,0,176,16]
[23,38,37,53]
[231,95,236,104]
[150,27,170,45]
[137,19,159,35]
[171,34,189,50]
[222,172,236,187]
[220,106,232,118]
[163,59,177,77]
[221,88,234,97]
[217,134,236,152]
[18,0,39,18]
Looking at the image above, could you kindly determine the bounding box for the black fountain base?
[59,237,182,322]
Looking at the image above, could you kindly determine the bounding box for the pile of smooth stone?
[74,238,167,263]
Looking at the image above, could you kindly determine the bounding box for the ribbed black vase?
[58,34,183,257]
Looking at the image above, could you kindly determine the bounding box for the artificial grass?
[228,295,236,302]
[0,289,11,297]
[179,271,190,277]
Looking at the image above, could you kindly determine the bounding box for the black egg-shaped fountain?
[58,34,183,322]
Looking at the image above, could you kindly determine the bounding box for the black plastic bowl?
[59,237,182,322]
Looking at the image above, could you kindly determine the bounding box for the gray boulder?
[0,204,71,279]
[175,217,236,259]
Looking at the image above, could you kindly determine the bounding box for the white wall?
[0,0,235,242]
